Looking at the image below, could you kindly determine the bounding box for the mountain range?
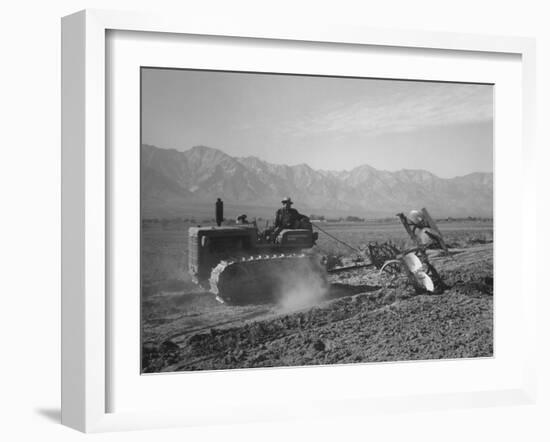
[141,144,493,218]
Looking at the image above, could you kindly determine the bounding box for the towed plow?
[317,207,448,294]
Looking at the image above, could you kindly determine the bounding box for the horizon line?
[142,142,493,179]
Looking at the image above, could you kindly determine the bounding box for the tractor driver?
[274,197,301,232]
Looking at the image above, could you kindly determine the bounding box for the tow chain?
[311,222,364,254]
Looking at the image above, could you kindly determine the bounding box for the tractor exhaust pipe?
[215,198,224,226]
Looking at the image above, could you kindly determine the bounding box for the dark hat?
[281,197,294,205]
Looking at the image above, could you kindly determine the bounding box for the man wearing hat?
[274,197,301,233]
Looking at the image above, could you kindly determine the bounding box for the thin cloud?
[270,83,492,139]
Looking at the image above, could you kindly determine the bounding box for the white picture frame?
[61,9,537,433]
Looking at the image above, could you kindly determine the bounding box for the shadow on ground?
[35,408,61,423]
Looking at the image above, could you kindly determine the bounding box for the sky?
[141,68,493,178]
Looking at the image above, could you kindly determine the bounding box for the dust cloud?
[275,259,328,312]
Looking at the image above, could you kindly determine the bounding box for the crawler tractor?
[188,200,325,304]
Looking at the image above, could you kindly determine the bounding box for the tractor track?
[209,253,325,304]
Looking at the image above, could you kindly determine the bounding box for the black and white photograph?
[140,67,494,373]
